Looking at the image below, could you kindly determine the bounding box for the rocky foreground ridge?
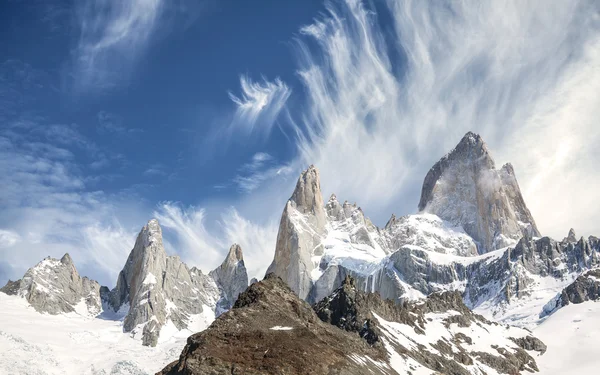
[160,275,545,375]
[1,219,249,347]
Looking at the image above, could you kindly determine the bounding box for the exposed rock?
[0,253,101,316]
[209,243,249,311]
[313,276,544,374]
[542,269,600,316]
[565,228,578,243]
[512,336,547,354]
[418,131,540,252]
[266,165,328,300]
[106,219,221,347]
[158,274,389,375]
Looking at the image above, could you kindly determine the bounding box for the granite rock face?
[0,253,101,316]
[209,243,249,311]
[266,165,327,300]
[106,219,222,347]
[418,132,540,252]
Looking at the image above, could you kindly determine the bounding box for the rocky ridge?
[104,219,249,346]
[267,132,600,326]
[1,219,249,347]
[160,274,545,375]
[541,268,600,317]
[0,253,101,316]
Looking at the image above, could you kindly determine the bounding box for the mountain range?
[1,131,599,374]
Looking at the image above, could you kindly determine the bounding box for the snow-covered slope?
[534,301,600,374]
[0,292,210,374]
[1,219,250,349]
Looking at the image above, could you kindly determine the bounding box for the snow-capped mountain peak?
[418,131,540,253]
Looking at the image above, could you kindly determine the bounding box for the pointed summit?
[210,244,249,310]
[108,219,221,346]
[60,253,73,266]
[289,165,326,228]
[418,131,540,252]
[267,165,328,300]
[566,228,577,243]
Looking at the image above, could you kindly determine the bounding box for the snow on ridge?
[270,326,293,331]
[143,273,157,285]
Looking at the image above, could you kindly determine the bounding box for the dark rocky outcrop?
[315,276,544,374]
[158,274,388,375]
[542,269,600,317]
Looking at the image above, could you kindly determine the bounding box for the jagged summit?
[209,243,249,311]
[106,219,244,347]
[566,228,578,243]
[289,164,327,228]
[0,253,101,316]
[267,166,328,300]
[418,131,540,252]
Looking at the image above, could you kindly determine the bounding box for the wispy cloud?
[153,203,277,279]
[72,0,165,91]
[231,152,292,193]
[227,75,291,138]
[0,111,145,287]
[278,0,600,238]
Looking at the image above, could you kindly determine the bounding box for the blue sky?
[2,0,600,287]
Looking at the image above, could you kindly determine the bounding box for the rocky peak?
[384,214,397,230]
[566,228,578,243]
[289,164,327,228]
[60,253,74,266]
[418,131,540,252]
[266,165,328,300]
[107,219,221,347]
[160,274,390,375]
[0,253,101,316]
[209,243,249,311]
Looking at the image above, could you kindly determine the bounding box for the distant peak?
[328,193,338,202]
[60,253,73,266]
[384,214,397,230]
[567,228,577,242]
[460,131,483,145]
[226,243,244,263]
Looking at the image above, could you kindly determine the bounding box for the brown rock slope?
[158,273,390,375]
[159,274,546,375]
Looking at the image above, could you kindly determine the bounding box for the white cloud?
[278,0,600,238]
[73,0,164,91]
[0,230,21,248]
[231,152,293,193]
[228,75,291,138]
[0,118,147,287]
[153,203,277,279]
